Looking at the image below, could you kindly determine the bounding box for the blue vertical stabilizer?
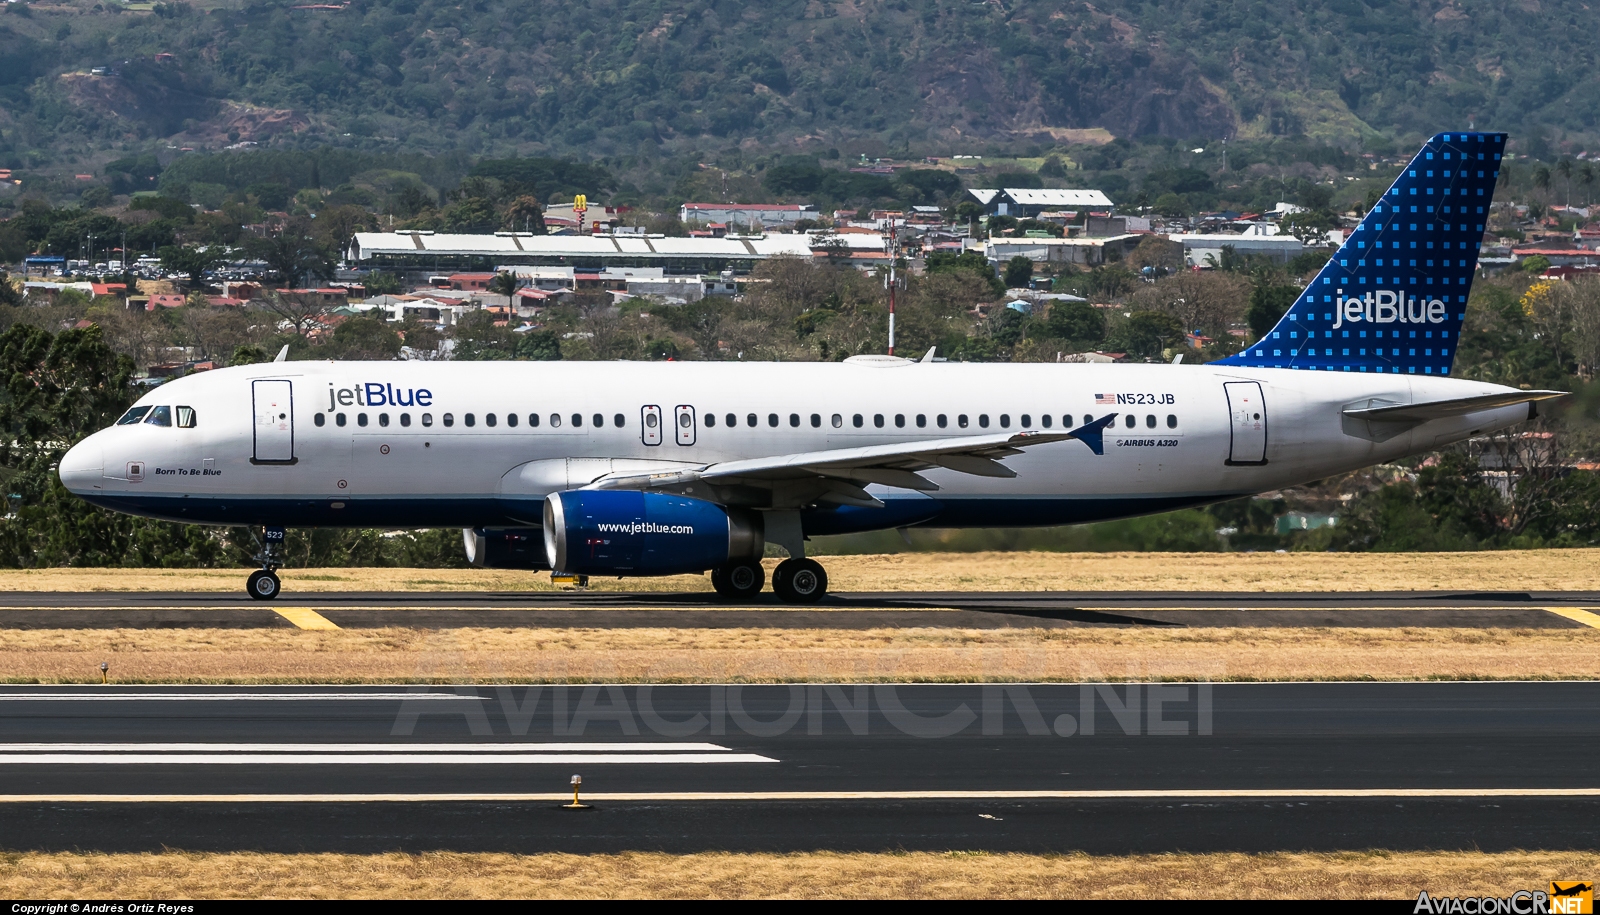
[1216,131,1506,375]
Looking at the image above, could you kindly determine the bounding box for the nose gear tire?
[772,558,827,604]
[247,570,281,601]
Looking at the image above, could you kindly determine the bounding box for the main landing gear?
[710,560,765,601]
[247,526,286,601]
[771,558,828,605]
[709,558,829,604]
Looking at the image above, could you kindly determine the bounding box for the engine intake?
[543,490,761,576]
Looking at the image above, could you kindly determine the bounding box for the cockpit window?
[144,405,172,427]
[116,406,151,425]
[175,406,196,429]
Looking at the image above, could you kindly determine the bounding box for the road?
[1,590,1597,629]
[0,682,1595,853]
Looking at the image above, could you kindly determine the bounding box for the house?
[1166,231,1304,267]
[967,188,1115,218]
[90,282,127,297]
[147,294,187,310]
[679,203,820,229]
[446,273,496,291]
[278,288,350,308]
[984,235,1145,267]
[1513,248,1600,268]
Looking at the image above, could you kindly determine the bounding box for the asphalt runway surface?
[0,682,1596,853]
[1,590,1598,629]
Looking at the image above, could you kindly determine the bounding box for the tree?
[1580,162,1596,206]
[954,201,984,234]
[257,292,328,337]
[230,344,270,366]
[1246,270,1300,340]
[364,272,403,296]
[1126,270,1250,337]
[1557,158,1573,207]
[1039,155,1067,178]
[1109,310,1184,359]
[1044,300,1106,343]
[1003,255,1034,289]
[157,245,227,290]
[322,315,402,360]
[245,223,336,287]
[487,272,519,297]
[0,270,21,309]
[514,329,562,360]
[502,195,546,234]
[1153,192,1189,217]
[926,250,1003,297]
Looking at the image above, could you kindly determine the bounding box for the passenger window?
[873,414,884,428]
[443,413,454,427]
[999,414,1010,428]
[315,413,326,427]
[401,413,412,427]
[507,413,517,428]
[571,413,583,427]
[145,406,172,427]
[549,414,561,428]
[937,414,948,428]
[357,413,369,427]
[767,413,779,427]
[421,413,433,427]
[831,414,843,428]
[1082,415,1093,426]
[916,414,926,428]
[978,414,990,428]
[117,406,151,425]
[789,413,800,427]
[705,413,717,427]
[894,414,905,428]
[811,413,822,428]
[1041,415,1052,428]
[529,413,540,427]
[465,413,476,427]
[747,413,758,427]
[379,413,390,427]
[176,406,197,428]
[614,414,624,428]
[852,414,864,428]
[1124,414,1135,429]
[1166,414,1178,429]
[337,413,348,427]
[958,414,968,428]
[485,413,496,428]
[1020,414,1031,428]
[593,413,603,427]
[726,413,737,427]
[1146,414,1156,428]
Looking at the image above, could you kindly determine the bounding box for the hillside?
[1,0,1598,177]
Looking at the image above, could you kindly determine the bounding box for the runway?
[1,590,1598,629]
[0,682,1595,852]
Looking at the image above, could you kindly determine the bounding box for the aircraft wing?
[586,414,1118,509]
[1342,390,1566,423]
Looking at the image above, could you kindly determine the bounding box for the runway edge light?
[565,773,591,810]
[99,662,108,685]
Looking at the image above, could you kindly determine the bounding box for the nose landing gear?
[246,526,285,601]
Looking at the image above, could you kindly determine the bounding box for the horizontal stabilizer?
[1343,390,1566,423]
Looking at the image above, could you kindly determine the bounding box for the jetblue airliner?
[58,132,1561,602]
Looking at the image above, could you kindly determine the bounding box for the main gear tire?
[711,561,765,601]
[772,558,827,604]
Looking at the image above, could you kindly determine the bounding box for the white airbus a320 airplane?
[60,132,1561,602]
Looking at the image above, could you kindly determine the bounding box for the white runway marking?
[0,742,776,765]
[0,788,1592,802]
[0,743,730,753]
[0,693,483,701]
[0,753,774,765]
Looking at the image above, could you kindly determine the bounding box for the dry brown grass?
[5,548,1600,593]
[5,626,1596,683]
[2,849,1594,898]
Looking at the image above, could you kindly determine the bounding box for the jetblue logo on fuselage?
[1331,288,1448,330]
[328,383,434,410]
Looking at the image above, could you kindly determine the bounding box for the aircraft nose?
[58,438,103,494]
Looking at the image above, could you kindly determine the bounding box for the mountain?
[0,0,1596,171]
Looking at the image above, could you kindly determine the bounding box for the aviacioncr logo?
[1332,289,1447,329]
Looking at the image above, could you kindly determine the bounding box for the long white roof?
[999,188,1114,208]
[349,232,821,261]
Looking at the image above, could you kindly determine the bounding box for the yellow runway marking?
[1546,608,1600,629]
[0,788,1596,803]
[271,607,340,630]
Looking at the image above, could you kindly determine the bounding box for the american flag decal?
[1094,393,1115,405]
